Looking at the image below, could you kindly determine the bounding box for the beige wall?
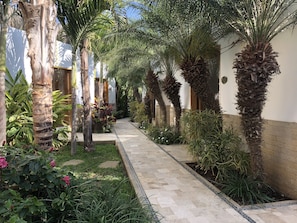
[223,114,297,199]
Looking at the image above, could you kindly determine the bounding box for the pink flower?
[0,157,8,169]
[50,160,56,167]
[62,176,71,186]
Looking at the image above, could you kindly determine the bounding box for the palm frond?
[56,0,110,50]
[220,0,297,46]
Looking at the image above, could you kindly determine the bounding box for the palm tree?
[19,0,59,150]
[0,0,10,146]
[145,67,167,125]
[56,0,109,154]
[160,50,182,132]
[217,0,297,179]
[139,0,221,113]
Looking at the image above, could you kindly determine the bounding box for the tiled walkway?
[87,118,297,223]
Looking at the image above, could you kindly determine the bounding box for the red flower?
[0,157,8,169]
[62,176,71,186]
[50,160,56,167]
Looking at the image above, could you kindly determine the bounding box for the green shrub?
[73,180,154,223]
[0,145,155,222]
[181,110,222,143]
[220,170,275,205]
[190,128,250,181]
[181,110,249,181]
[147,125,182,145]
[5,69,70,149]
[0,146,75,222]
[129,101,149,129]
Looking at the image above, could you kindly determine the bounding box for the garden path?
[78,118,297,223]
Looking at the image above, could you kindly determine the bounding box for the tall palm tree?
[138,0,221,113]
[217,0,297,179]
[19,0,59,150]
[0,0,10,146]
[160,49,182,133]
[56,0,109,154]
[145,67,167,125]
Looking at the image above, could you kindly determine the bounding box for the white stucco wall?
[6,27,96,105]
[175,69,191,110]
[219,30,297,123]
[6,27,32,84]
[95,62,116,105]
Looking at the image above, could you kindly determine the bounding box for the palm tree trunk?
[71,57,77,155]
[19,1,58,150]
[234,43,279,179]
[162,74,181,133]
[80,39,93,151]
[133,87,142,103]
[180,56,220,113]
[145,69,167,125]
[0,20,7,146]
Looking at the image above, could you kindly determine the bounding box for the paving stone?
[99,161,120,168]
[62,159,84,166]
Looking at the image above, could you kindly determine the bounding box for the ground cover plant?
[147,125,183,145]
[0,144,154,222]
[181,110,290,205]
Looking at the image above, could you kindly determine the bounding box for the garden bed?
[186,162,291,206]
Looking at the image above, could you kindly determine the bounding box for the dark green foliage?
[0,144,155,222]
[0,146,74,222]
[5,70,33,146]
[221,171,275,205]
[73,181,154,223]
[147,125,182,145]
[115,87,129,119]
[5,70,70,149]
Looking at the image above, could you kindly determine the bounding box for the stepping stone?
[99,161,120,168]
[62,159,84,166]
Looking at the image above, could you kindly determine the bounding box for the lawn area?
[0,144,155,222]
[55,143,130,189]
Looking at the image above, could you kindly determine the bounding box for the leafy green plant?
[181,110,222,143]
[92,101,116,133]
[52,90,71,148]
[73,180,154,223]
[55,144,155,222]
[220,171,275,205]
[147,125,182,145]
[5,69,70,149]
[191,129,249,181]
[0,189,47,222]
[129,101,149,129]
[0,146,77,222]
[182,110,249,181]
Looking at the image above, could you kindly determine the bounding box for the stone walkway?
[81,118,297,223]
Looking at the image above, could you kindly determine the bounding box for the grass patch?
[52,143,156,222]
[55,143,132,192]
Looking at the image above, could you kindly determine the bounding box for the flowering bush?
[92,100,116,133]
[62,175,71,186]
[147,125,183,145]
[50,159,56,167]
[0,147,76,222]
[0,157,8,168]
